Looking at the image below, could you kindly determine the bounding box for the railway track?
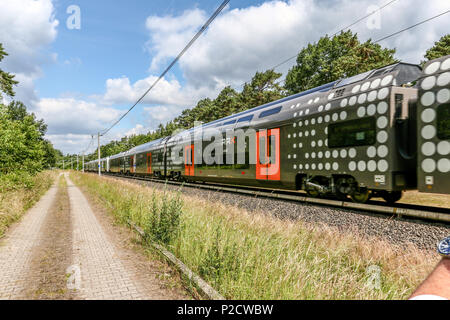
[94,172,450,224]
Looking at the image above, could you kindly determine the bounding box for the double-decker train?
[86,55,450,204]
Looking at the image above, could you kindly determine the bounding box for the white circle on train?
[421,125,436,140]
[294,154,297,159]
[422,76,436,90]
[314,97,320,103]
[378,160,389,172]
[305,120,310,126]
[319,105,324,112]
[438,141,450,156]
[381,75,393,86]
[298,132,302,138]
[358,94,368,104]
[438,159,450,173]
[293,165,297,170]
[311,118,317,125]
[332,113,339,122]
[299,164,303,170]
[421,92,435,107]
[341,99,348,108]
[377,102,388,114]
[325,163,331,170]
[358,161,367,171]
[437,88,450,104]
[325,115,331,122]
[299,121,303,127]
[300,111,304,116]
[318,140,323,147]
[333,163,339,171]
[328,93,335,100]
[311,163,316,170]
[367,104,377,116]
[340,150,347,158]
[367,146,377,158]
[312,152,317,159]
[377,131,388,144]
[421,109,436,123]
[361,82,371,91]
[442,58,450,70]
[305,164,310,170]
[349,148,357,158]
[377,116,388,129]
[308,99,313,105]
[371,79,381,89]
[422,142,436,156]
[318,151,324,158]
[288,134,291,139]
[368,160,377,172]
[306,109,310,115]
[325,103,332,111]
[352,85,361,94]
[293,123,297,128]
[378,88,390,100]
[368,91,377,102]
[312,129,316,136]
[378,145,389,158]
[305,153,310,159]
[294,144,297,149]
[333,150,339,158]
[357,106,366,118]
[437,72,450,87]
[305,131,310,137]
[349,96,357,106]
[318,117,323,124]
[425,61,441,74]
[340,111,348,121]
[311,141,316,147]
[325,151,331,158]
[422,159,436,173]
[318,163,324,170]
[349,161,357,171]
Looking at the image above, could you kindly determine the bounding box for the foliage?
[0,44,18,100]
[284,31,397,94]
[424,34,450,61]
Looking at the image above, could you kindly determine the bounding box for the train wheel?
[382,191,403,204]
[351,188,370,204]
[306,178,321,198]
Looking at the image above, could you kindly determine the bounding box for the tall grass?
[71,172,440,300]
[0,171,55,237]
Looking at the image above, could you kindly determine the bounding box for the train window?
[224,120,236,126]
[158,153,164,162]
[238,115,254,123]
[437,103,450,140]
[259,106,282,119]
[329,117,376,148]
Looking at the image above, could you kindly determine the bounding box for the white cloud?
[0,0,59,104]
[145,0,450,91]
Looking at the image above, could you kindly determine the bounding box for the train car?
[89,58,449,204]
[417,55,450,194]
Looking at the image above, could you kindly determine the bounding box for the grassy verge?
[71,172,440,300]
[0,171,56,238]
[400,191,450,208]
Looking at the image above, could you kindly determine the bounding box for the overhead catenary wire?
[100,0,230,137]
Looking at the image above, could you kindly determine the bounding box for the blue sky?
[1,0,449,154]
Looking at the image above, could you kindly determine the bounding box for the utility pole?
[82,154,85,172]
[98,132,101,176]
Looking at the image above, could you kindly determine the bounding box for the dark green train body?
[85,55,450,203]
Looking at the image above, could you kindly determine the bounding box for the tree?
[425,34,450,61]
[284,31,397,94]
[0,44,18,100]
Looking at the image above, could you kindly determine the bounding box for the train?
[86,54,450,204]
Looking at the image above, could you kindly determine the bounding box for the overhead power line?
[374,9,450,43]
[100,0,230,137]
[268,0,400,72]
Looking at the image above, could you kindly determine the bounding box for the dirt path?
[0,173,187,300]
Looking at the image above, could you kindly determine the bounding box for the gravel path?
[110,176,450,251]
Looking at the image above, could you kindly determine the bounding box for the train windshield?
[328,117,376,148]
[437,103,450,140]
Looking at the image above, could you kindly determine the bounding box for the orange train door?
[146,153,153,174]
[185,145,195,177]
[256,129,280,181]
